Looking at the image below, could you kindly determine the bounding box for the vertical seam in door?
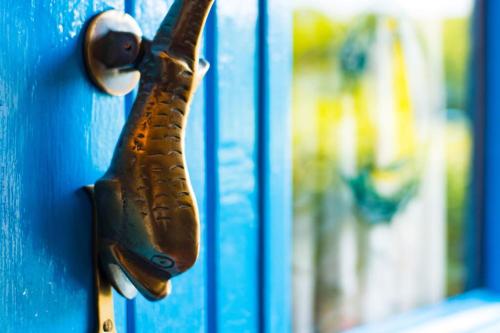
[124,1,137,333]
[125,0,136,17]
[124,69,138,333]
[257,0,269,332]
[205,6,219,333]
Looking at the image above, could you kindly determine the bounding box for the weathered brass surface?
[85,186,117,333]
[92,0,214,301]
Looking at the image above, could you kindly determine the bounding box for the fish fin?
[193,58,210,91]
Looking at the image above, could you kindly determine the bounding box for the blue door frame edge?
[484,0,500,292]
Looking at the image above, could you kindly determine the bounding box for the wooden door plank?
[258,0,293,332]
[0,0,127,332]
[206,1,260,332]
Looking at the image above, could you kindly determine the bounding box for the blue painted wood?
[0,0,127,332]
[130,1,208,332]
[211,1,260,332]
[484,0,500,293]
[0,1,293,332]
[258,0,292,332]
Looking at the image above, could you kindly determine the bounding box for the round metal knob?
[84,10,143,96]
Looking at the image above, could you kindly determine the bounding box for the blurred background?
[291,0,475,332]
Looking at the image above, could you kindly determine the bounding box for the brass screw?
[103,319,114,332]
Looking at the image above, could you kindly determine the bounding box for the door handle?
[84,0,214,303]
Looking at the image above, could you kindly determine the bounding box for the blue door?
[0,0,291,332]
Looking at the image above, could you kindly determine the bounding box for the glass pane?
[291,1,475,332]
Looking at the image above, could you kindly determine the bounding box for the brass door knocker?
[83,1,213,331]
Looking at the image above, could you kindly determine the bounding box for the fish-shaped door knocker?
[84,0,214,302]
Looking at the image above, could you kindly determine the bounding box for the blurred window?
[292,1,474,332]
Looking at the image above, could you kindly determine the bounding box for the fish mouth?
[100,242,173,301]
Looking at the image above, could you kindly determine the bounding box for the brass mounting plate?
[84,10,142,96]
[86,186,118,333]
